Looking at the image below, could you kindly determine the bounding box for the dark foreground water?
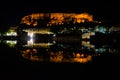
[0,39,120,79]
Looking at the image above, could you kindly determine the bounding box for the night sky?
[0,0,120,30]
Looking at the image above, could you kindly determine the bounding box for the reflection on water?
[1,37,120,64]
[1,40,17,47]
[20,48,93,64]
[1,22,120,64]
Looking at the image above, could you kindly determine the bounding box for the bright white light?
[30,38,33,42]
[28,38,34,45]
[30,33,33,38]
[28,32,34,38]
[53,41,56,44]
[53,34,56,37]
[27,32,34,45]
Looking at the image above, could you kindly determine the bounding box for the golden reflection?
[21,49,92,63]
[49,51,63,63]
[48,51,92,63]
[73,53,92,63]
[20,49,43,61]
[20,13,94,26]
[24,42,53,48]
[20,49,92,63]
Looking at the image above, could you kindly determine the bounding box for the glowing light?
[6,40,17,47]
[50,51,63,63]
[6,40,17,44]
[30,33,33,38]
[28,32,34,38]
[20,49,93,63]
[74,13,93,23]
[74,54,92,63]
[30,38,33,42]
[20,13,94,26]
[53,34,56,37]
[6,32,17,36]
[53,41,56,44]
[24,42,53,48]
[28,38,34,46]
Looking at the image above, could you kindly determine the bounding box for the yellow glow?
[20,13,94,26]
[23,28,54,34]
[33,21,38,26]
[25,42,53,48]
[74,13,93,23]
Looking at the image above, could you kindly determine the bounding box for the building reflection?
[0,36,119,64]
[20,48,93,64]
[18,37,98,64]
[73,53,92,63]
[1,35,120,64]
[0,40,17,47]
[1,31,119,64]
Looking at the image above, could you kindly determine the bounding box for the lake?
[0,35,120,79]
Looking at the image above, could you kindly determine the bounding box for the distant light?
[6,40,17,47]
[6,40,17,44]
[6,32,17,36]
[53,41,56,44]
[87,36,90,39]
[53,34,56,37]
[87,41,90,44]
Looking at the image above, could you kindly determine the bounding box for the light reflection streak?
[24,41,53,48]
[16,38,120,64]
[5,40,17,47]
[28,38,34,45]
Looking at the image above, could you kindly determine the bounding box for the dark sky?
[0,0,120,29]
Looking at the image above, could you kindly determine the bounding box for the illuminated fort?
[20,13,100,27]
